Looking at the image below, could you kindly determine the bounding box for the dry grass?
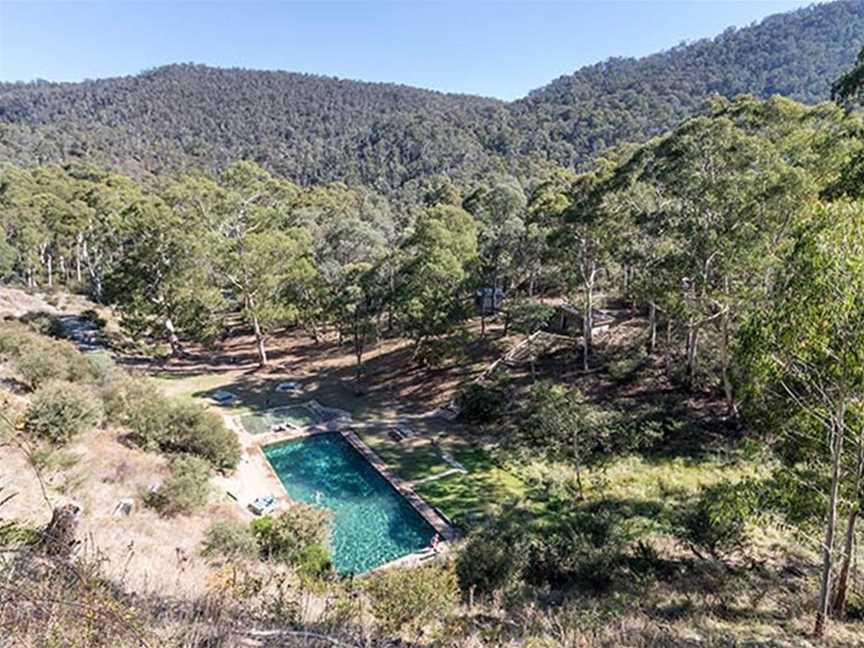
[0,285,113,324]
[0,426,244,596]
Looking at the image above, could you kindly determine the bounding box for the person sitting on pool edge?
[430,533,442,553]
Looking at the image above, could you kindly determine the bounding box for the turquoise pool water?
[263,433,436,574]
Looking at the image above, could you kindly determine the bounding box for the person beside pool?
[430,533,441,552]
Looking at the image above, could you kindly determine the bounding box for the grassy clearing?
[414,445,529,527]
[590,452,765,502]
[359,432,453,482]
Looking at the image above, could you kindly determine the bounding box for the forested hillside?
[1,1,863,197]
[7,2,864,644]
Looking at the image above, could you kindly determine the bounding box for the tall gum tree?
[104,196,224,356]
[633,115,811,407]
[171,162,309,368]
[463,178,527,336]
[396,204,478,359]
[738,201,864,637]
[551,157,624,371]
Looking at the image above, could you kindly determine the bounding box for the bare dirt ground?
[149,318,519,417]
[0,285,98,319]
[0,287,244,595]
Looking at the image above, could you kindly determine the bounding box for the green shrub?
[761,466,825,527]
[518,382,613,465]
[251,501,332,567]
[103,375,164,428]
[606,347,648,382]
[456,505,537,594]
[457,528,526,594]
[0,322,33,357]
[0,519,41,548]
[296,543,333,579]
[113,379,241,470]
[847,592,864,621]
[458,505,630,595]
[527,509,627,591]
[83,351,120,388]
[364,562,460,637]
[143,455,211,516]
[456,381,508,423]
[19,310,65,338]
[24,381,103,444]
[677,481,760,561]
[13,338,90,389]
[158,402,241,470]
[201,519,258,559]
[14,342,67,389]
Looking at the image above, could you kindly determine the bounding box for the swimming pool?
[263,433,436,574]
[239,405,321,435]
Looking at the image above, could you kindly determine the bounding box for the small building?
[548,303,582,335]
[474,287,504,315]
[547,303,614,336]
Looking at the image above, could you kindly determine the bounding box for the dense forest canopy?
[1,1,864,200]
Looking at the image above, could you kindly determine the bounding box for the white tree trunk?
[686,320,699,389]
[165,317,183,357]
[719,309,736,414]
[582,262,596,372]
[815,408,846,638]
[832,422,864,617]
[251,312,267,367]
[75,233,83,283]
[648,301,657,355]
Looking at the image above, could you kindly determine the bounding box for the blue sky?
[0,1,819,99]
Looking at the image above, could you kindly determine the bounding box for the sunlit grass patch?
[589,453,763,504]
[414,445,528,528]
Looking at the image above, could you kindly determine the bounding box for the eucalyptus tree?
[78,172,147,301]
[551,157,624,371]
[0,228,13,280]
[331,261,386,391]
[463,178,526,334]
[832,45,864,106]
[26,175,72,288]
[422,175,462,208]
[525,168,576,297]
[169,162,311,367]
[634,115,811,407]
[290,183,394,342]
[396,204,478,359]
[104,196,224,356]
[738,201,864,637]
[603,177,678,356]
[0,167,45,288]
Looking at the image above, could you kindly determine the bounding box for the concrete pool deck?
[218,404,458,574]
